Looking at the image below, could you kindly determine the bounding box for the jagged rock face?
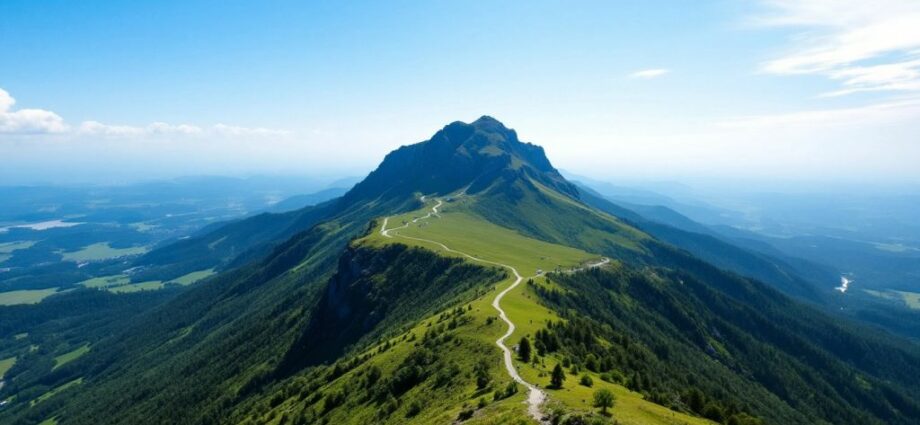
[341,116,579,203]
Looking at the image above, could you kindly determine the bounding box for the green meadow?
[0,288,59,305]
[0,241,36,254]
[61,242,148,262]
[108,281,164,293]
[79,275,131,288]
[0,241,37,264]
[864,289,920,310]
[80,269,213,293]
[53,344,90,371]
[79,275,162,293]
[167,268,216,286]
[31,378,83,406]
[0,356,16,378]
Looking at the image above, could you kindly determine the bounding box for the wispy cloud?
[0,88,288,138]
[717,96,920,129]
[77,121,288,138]
[629,68,670,79]
[756,0,920,97]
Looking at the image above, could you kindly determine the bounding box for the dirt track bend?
[379,198,547,423]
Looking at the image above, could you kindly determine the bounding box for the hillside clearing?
[53,344,90,370]
[61,242,148,262]
[0,288,59,305]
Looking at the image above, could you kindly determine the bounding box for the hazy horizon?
[3,1,920,185]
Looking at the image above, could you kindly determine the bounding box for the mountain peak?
[471,114,509,130]
[341,117,579,204]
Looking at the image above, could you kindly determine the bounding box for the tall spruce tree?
[551,363,565,388]
[518,336,532,362]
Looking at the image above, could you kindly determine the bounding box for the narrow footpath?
[379,199,548,423]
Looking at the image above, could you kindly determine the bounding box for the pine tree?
[518,336,532,362]
[550,363,565,388]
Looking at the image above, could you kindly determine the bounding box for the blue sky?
[2,0,919,185]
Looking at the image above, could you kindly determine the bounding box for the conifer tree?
[550,363,565,388]
[518,336,532,362]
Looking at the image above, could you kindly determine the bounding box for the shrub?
[593,388,615,415]
[457,408,475,421]
[405,399,423,418]
[474,359,491,390]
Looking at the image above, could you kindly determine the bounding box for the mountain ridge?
[7,117,917,425]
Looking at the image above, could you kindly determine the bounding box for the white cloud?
[757,0,920,96]
[0,88,69,134]
[213,123,289,137]
[0,87,287,139]
[78,121,207,137]
[629,69,670,79]
[75,121,288,138]
[0,89,14,111]
[717,97,920,129]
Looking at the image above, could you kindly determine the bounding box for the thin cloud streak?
[716,97,920,129]
[629,69,670,79]
[0,88,288,139]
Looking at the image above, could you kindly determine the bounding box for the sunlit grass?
[0,356,16,378]
[79,274,130,288]
[167,268,216,286]
[61,242,148,262]
[108,281,163,293]
[0,288,58,305]
[53,344,90,371]
[0,240,36,254]
[357,197,708,423]
[31,378,83,406]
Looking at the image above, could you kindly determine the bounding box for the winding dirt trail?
[380,200,441,238]
[379,199,547,423]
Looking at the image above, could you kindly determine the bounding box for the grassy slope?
[167,268,216,285]
[0,288,59,305]
[78,275,130,288]
[470,180,651,261]
[0,241,36,254]
[60,243,148,262]
[0,356,15,378]
[354,197,713,425]
[32,379,83,407]
[864,289,920,310]
[52,345,90,371]
[78,269,214,292]
[245,302,523,425]
[79,275,163,292]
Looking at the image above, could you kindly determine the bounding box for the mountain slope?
[575,186,830,301]
[359,194,920,425]
[4,117,918,425]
